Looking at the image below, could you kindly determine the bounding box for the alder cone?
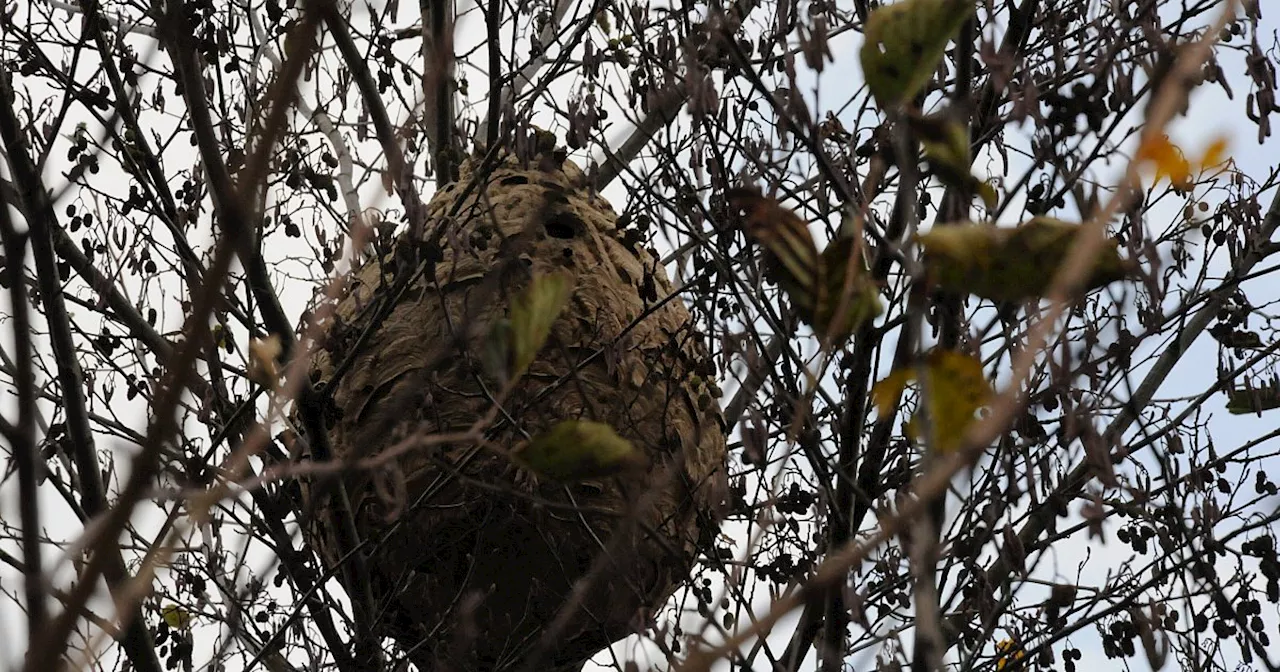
[298,152,727,671]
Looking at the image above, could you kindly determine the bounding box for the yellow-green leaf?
[1225,381,1280,415]
[511,419,645,481]
[909,108,998,208]
[508,272,572,378]
[917,218,1132,302]
[160,604,193,630]
[816,231,883,344]
[860,0,977,108]
[871,350,993,454]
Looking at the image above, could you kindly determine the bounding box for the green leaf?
[511,419,645,481]
[815,224,883,344]
[1226,381,1280,415]
[507,272,573,379]
[860,0,977,108]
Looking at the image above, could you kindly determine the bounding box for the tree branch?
[0,70,165,672]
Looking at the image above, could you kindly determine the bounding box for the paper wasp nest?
[298,151,727,670]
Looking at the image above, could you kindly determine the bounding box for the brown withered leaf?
[727,188,822,317]
[727,189,881,344]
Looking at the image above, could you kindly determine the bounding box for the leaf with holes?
[860,0,977,108]
[918,218,1133,302]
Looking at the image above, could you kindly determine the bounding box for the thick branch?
[0,168,46,650]
[421,0,458,183]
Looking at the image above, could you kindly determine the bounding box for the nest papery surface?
[300,153,727,670]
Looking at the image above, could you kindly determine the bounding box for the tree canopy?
[0,0,1278,671]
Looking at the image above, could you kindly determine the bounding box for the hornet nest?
[295,150,728,671]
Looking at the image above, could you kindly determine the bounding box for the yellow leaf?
[511,419,645,481]
[860,0,977,108]
[911,350,993,453]
[1138,133,1231,187]
[247,335,283,387]
[507,272,573,379]
[1137,134,1192,188]
[995,638,1026,671]
[872,350,993,454]
[160,604,193,630]
[1200,136,1230,169]
[917,218,1132,302]
[871,368,914,417]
